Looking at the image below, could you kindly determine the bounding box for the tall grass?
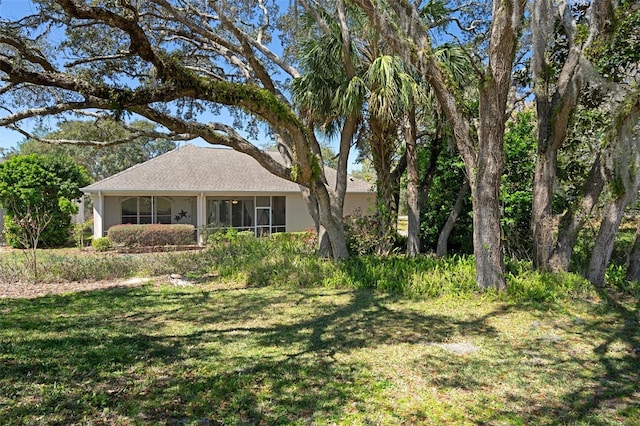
[0,233,598,302]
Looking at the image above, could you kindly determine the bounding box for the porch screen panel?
[121,198,138,224]
[231,198,254,229]
[243,199,254,227]
[207,199,231,227]
[256,196,270,207]
[272,196,286,233]
[155,197,172,224]
[231,200,242,228]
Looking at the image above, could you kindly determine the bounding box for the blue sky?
[0,1,361,170]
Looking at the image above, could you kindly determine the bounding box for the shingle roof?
[82,144,372,194]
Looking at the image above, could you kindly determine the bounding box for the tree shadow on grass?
[549,287,640,424]
[0,283,510,424]
[440,286,640,425]
[4,278,636,425]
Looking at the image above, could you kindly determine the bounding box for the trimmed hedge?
[107,224,196,247]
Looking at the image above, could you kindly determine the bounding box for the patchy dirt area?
[0,277,156,299]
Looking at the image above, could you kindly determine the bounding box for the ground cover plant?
[0,234,639,424]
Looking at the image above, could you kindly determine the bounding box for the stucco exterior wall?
[103,196,122,233]
[285,192,376,232]
[344,193,376,217]
[285,194,314,232]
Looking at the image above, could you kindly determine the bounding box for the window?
[121,197,172,225]
[139,197,152,224]
[206,196,284,234]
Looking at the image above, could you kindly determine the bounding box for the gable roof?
[82,144,372,194]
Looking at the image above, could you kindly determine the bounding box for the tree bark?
[352,0,523,290]
[314,182,350,260]
[405,107,420,256]
[587,195,629,286]
[625,223,640,282]
[470,0,524,290]
[530,0,608,271]
[549,154,605,272]
[586,106,640,286]
[370,120,398,255]
[437,180,469,257]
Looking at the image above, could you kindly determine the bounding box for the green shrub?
[92,237,111,252]
[344,211,380,256]
[327,254,478,297]
[505,270,593,303]
[0,153,90,248]
[207,228,256,246]
[108,224,196,247]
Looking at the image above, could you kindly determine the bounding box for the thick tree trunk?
[530,0,587,271]
[352,0,523,290]
[405,107,420,256]
[436,180,469,257]
[587,196,629,286]
[471,147,505,290]
[469,0,523,291]
[314,183,350,260]
[587,106,640,286]
[625,223,640,282]
[531,147,557,271]
[371,123,398,255]
[299,186,329,257]
[549,154,605,271]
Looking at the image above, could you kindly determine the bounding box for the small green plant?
[72,222,87,248]
[92,237,111,252]
[344,210,380,256]
[207,228,255,245]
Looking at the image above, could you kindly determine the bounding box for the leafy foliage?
[501,110,537,258]
[0,154,90,248]
[91,237,111,252]
[420,146,473,254]
[589,2,640,82]
[14,120,176,181]
[343,209,381,256]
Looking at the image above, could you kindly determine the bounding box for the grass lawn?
[1,279,638,425]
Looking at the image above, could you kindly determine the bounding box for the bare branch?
[0,101,105,127]
[0,35,57,72]
[64,52,133,68]
[55,0,167,76]
[256,0,269,45]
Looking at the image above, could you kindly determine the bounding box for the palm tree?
[293,1,474,257]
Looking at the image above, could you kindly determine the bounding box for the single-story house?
[82,144,374,243]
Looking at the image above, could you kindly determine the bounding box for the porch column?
[93,191,104,239]
[197,192,205,245]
